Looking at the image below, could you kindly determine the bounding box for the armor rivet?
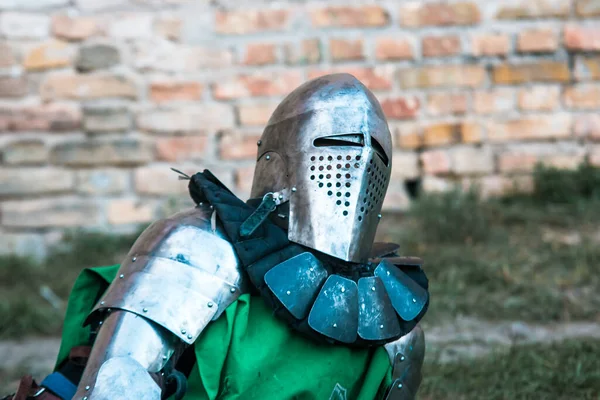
[371,286,376,291]
[278,194,283,200]
[119,274,124,279]
[380,324,384,329]
[286,290,291,295]
[333,323,337,328]
[107,308,111,313]
[309,268,314,272]
[163,355,167,360]
[257,140,262,146]
[266,155,271,160]
[412,298,416,303]
[85,386,90,391]
[278,214,286,219]
[208,302,214,308]
[291,187,297,192]
[143,308,148,312]
[100,301,105,305]
[398,383,403,389]
[132,256,137,262]
[230,287,236,293]
[377,214,382,219]
[400,355,405,361]
[341,287,345,293]
[98,321,102,325]
[187,334,193,340]
[83,397,88,400]
[181,329,186,334]
[210,205,214,209]
[199,202,203,206]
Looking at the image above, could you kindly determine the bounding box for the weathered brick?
[517,28,558,53]
[395,124,422,150]
[133,41,233,72]
[382,184,411,212]
[564,26,600,51]
[51,139,153,166]
[244,43,277,66]
[107,198,154,225]
[149,81,203,103]
[235,165,255,198]
[309,67,394,91]
[462,175,533,197]
[375,38,414,60]
[213,71,303,100]
[422,35,461,57]
[2,197,101,228]
[427,93,468,116]
[391,151,419,179]
[450,146,494,175]
[0,0,68,9]
[518,86,560,111]
[473,88,516,114]
[0,232,46,260]
[155,15,182,41]
[421,149,451,175]
[83,105,131,133]
[41,73,138,100]
[0,42,15,67]
[0,168,74,196]
[563,84,600,109]
[108,14,153,39]
[237,103,277,126]
[76,0,129,12]
[423,122,481,147]
[487,114,572,142]
[220,132,262,160]
[471,33,510,57]
[499,149,585,172]
[77,169,129,195]
[310,6,389,27]
[0,103,81,131]
[0,76,28,98]
[576,0,600,16]
[422,175,454,192]
[400,2,481,27]
[284,39,322,65]
[574,113,600,139]
[398,65,485,89]
[75,43,120,72]
[330,38,364,62]
[381,97,420,120]
[215,10,289,35]
[156,136,208,161]
[492,62,570,84]
[23,40,73,71]
[498,152,539,172]
[575,56,600,81]
[590,145,600,167]
[135,166,190,195]
[2,140,48,165]
[496,0,570,19]
[0,12,50,39]
[137,104,235,134]
[52,15,98,41]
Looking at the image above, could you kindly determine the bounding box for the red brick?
[400,2,481,27]
[375,38,414,60]
[398,65,485,89]
[422,35,461,57]
[574,113,600,139]
[423,122,481,147]
[498,153,539,173]
[41,73,138,100]
[451,147,494,175]
[381,97,420,120]
[310,6,389,27]
[156,136,208,161]
[149,81,203,103]
[575,56,600,80]
[391,151,419,179]
[284,39,321,65]
[0,76,27,98]
[213,71,303,100]
[51,15,98,41]
[135,166,191,195]
[496,0,570,19]
[394,124,422,150]
[107,199,154,225]
[576,0,600,16]
[220,132,262,160]
[215,10,289,35]
[0,168,74,196]
[237,103,277,126]
[487,115,572,142]
[308,67,393,91]
[23,40,73,71]
[518,86,560,111]
[0,42,15,67]
[51,139,153,166]
[492,62,570,84]
[137,104,235,134]
[499,150,585,172]
[421,150,451,175]
[463,175,534,197]
[563,84,600,109]
[427,93,468,116]
[517,28,558,53]
[77,169,128,195]
[235,165,256,198]
[330,38,364,62]
[244,43,277,65]
[2,140,48,165]
[473,89,516,114]
[0,103,81,132]
[471,33,510,56]
[564,26,600,51]
[2,197,101,228]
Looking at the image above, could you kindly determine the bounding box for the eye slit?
[371,137,390,166]
[313,134,365,148]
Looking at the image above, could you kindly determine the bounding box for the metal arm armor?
[383,324,425,400]
[73,205,247,400]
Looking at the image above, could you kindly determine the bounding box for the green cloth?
[56,265,392,400]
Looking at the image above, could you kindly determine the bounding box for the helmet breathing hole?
[343,211,348,216]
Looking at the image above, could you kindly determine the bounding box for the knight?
[5,73,429,400]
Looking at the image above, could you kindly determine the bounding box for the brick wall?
[1,0,599,258]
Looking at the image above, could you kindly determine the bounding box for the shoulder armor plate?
[86,205,247,345]
[384,325,425,400]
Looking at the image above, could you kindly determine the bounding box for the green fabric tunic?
[56,265,393,400]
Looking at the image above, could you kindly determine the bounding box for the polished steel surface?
[88,205,247,344]
[384,324,425,400]
[74,311,176,400]
[250,73,393,263]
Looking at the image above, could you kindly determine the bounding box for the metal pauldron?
[384,325,425,400]
[73,206,247,399]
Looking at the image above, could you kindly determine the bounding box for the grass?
[420,339,600,400]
